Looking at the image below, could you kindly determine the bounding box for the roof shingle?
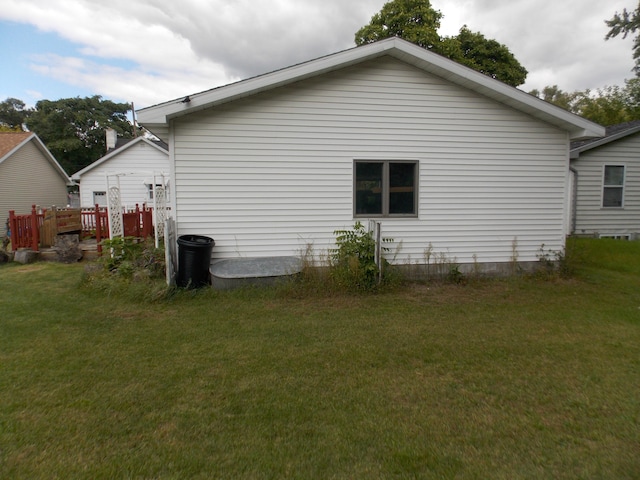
[0,132,32,159]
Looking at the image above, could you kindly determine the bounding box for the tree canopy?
[355,0,527,87]
[0,98,30,131]
[0,96,135,174]
[606,3,640,74]
[530,78,640,126]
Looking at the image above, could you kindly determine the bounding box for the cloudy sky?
[0,0,634,109]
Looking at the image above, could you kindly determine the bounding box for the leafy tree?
[448,26,528,87]
[25,96,135,174]
[530,79,640,126]
[355,0,528,86]
[355,0,444,51]
[0,98,31,131]
[577,85,632,126]
[606,3,640,73]
[529,85,582,111]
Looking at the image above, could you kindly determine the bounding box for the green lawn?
[1,238,639,479]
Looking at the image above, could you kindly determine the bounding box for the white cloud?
[1,0,638,107]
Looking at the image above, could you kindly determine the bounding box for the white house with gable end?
[137,37,604,273]
[72,134,169,209]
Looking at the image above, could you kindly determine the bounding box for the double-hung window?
[354,160,417,217]
[602,165,625,208]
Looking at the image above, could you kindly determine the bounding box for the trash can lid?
[177,235,214,247]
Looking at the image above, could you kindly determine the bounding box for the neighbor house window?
[93,191,106,206]
[602,165,625,208]
[354,160,417,216]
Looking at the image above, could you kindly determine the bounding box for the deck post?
[95,204,103,254]
[8,210,17,252]
[30,205,39,251]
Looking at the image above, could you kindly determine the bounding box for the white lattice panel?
[107,185,123,238]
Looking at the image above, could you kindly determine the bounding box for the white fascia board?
[0,134,33,166]
[571,125,640,158]
[71,137,168,180]
[388,42,605,140]
[137,41,394,125]
[32,134,72,185]
[137,37,605,140]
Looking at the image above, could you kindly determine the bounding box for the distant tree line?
[2,1,640,175]
[0,96,136,175]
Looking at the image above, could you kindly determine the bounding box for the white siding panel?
[172,57,569,264]
[78,142,169,208]
[573,132,640,236]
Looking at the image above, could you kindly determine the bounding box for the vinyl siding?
[77,141,169,208]
[172,56,569,264]
[572,132,640,236]
[0,140,68,236]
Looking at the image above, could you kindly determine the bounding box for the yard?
[1,238,639,479]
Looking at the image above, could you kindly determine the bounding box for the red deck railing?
[8,204,155,254]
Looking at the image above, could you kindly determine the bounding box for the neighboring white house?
[570,121,640,240]
[71,135,169,209]
[137,37,604,272]
[0,132,71,237]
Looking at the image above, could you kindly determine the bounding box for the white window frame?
[602,164,625,208]
[599,234,631,240]
[93,191,107,207]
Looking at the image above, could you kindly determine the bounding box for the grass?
[1,238,639,479]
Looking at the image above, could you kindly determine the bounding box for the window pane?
[603,187,623,207]
[389,163,416,214]
[355,162,383,214]
[93,191,107,206]
[604,166,624,186]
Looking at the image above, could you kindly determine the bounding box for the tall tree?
[448,26,528,87]
[26,96,134,174]
[0,98,31,131]
[530,79,640,126]
[355,0,528,87]
[606,3,640,73]
[355,0,444,51]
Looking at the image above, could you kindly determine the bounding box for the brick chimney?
[105,128,117,151]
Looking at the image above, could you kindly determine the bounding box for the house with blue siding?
[138,38,604,273]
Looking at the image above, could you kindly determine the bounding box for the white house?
[71,134,169,209]
[570,121,640,240]
[137,37,604,273]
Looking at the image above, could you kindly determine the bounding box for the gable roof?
[0,132,71,184]
[71,135,169,180]
[0,131,32,158]
[138,37,604,141]
[570,120,640,158]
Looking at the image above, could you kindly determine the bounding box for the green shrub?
[99,237,165,279]
[330,222,394,292]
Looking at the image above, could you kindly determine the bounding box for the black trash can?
[177,235,214,288]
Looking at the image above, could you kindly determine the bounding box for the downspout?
[569,167,578,235]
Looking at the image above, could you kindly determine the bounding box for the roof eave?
[71,136,168,179]
[137,37,605,139]
[571,125,640,157]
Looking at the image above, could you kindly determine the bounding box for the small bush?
[329,222,395,293]
[535,240,583,280]
[99,237,166,279]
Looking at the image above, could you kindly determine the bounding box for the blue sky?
[0,21,93,104]
[0,0,634,110]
